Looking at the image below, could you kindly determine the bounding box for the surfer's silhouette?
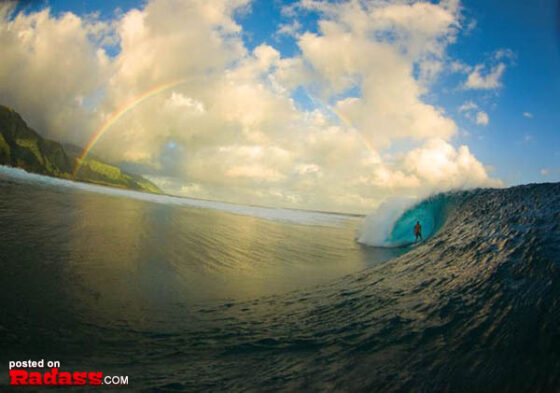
[414,221,423,243]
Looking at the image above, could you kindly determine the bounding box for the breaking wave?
[358,192,458,247]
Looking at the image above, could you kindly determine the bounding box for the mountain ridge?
[0,105,161,194]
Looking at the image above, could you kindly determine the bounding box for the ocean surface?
[0,165,559,392]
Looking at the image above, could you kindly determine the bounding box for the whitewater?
[0,165,559,392]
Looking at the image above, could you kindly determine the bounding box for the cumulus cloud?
[0,4,109,143]
[403,139,500,189]
[287,0,460,148]
[0,0,502,213]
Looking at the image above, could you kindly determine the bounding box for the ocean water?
[1,165,559,392]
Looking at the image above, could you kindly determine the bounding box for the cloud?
[464,19,477,33]
[276,20,302,38]
[0,5,110,143]
[0,0,502,213]
[464,63,506,89]
[456,49,514,90]
[403,139,501,189]
[540,169,549,175]
[494,48,516,61]
[288,0,460,148]
[458,101,478,113]
[475,111,489,125]
[523,111,534,118]
[165,92,205,114]
[450,60,472,73]
[458,101,488,125]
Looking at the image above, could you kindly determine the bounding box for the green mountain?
[0,105,161,194]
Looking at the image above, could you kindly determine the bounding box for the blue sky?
[3,0,559,211]
[445,0,560,185]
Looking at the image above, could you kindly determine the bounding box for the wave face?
[1,169,559,392]
[358,193,460,247]
[388,193,452,244]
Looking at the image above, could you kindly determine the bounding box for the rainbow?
[73,78,189,177]
[328,102,377,153]
[73,80,377,177]
[302,88,377,153]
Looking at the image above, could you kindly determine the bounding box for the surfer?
[414,221,423,243]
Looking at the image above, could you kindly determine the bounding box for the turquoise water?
[389,194,451,245]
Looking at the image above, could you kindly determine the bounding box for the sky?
[0,0,558,213]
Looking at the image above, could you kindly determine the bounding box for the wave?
[0,165,355,227]
[358,192,461,247]
[182,182,560,392]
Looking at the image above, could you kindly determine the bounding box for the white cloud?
[458,101,489,126]
[0,0,501,213]
[0,5,109,143]
[276,20,302,37]
[290,0,460,148]
[458,101,478,112]
[165,92,205,114]
[403,139,501,189]
[475,111,489,125]
[464,62,506,89]
[523,111,534,118]
[450,60,472,73]
[455,49,513,90]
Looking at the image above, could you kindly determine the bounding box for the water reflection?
[1,177,404,331]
